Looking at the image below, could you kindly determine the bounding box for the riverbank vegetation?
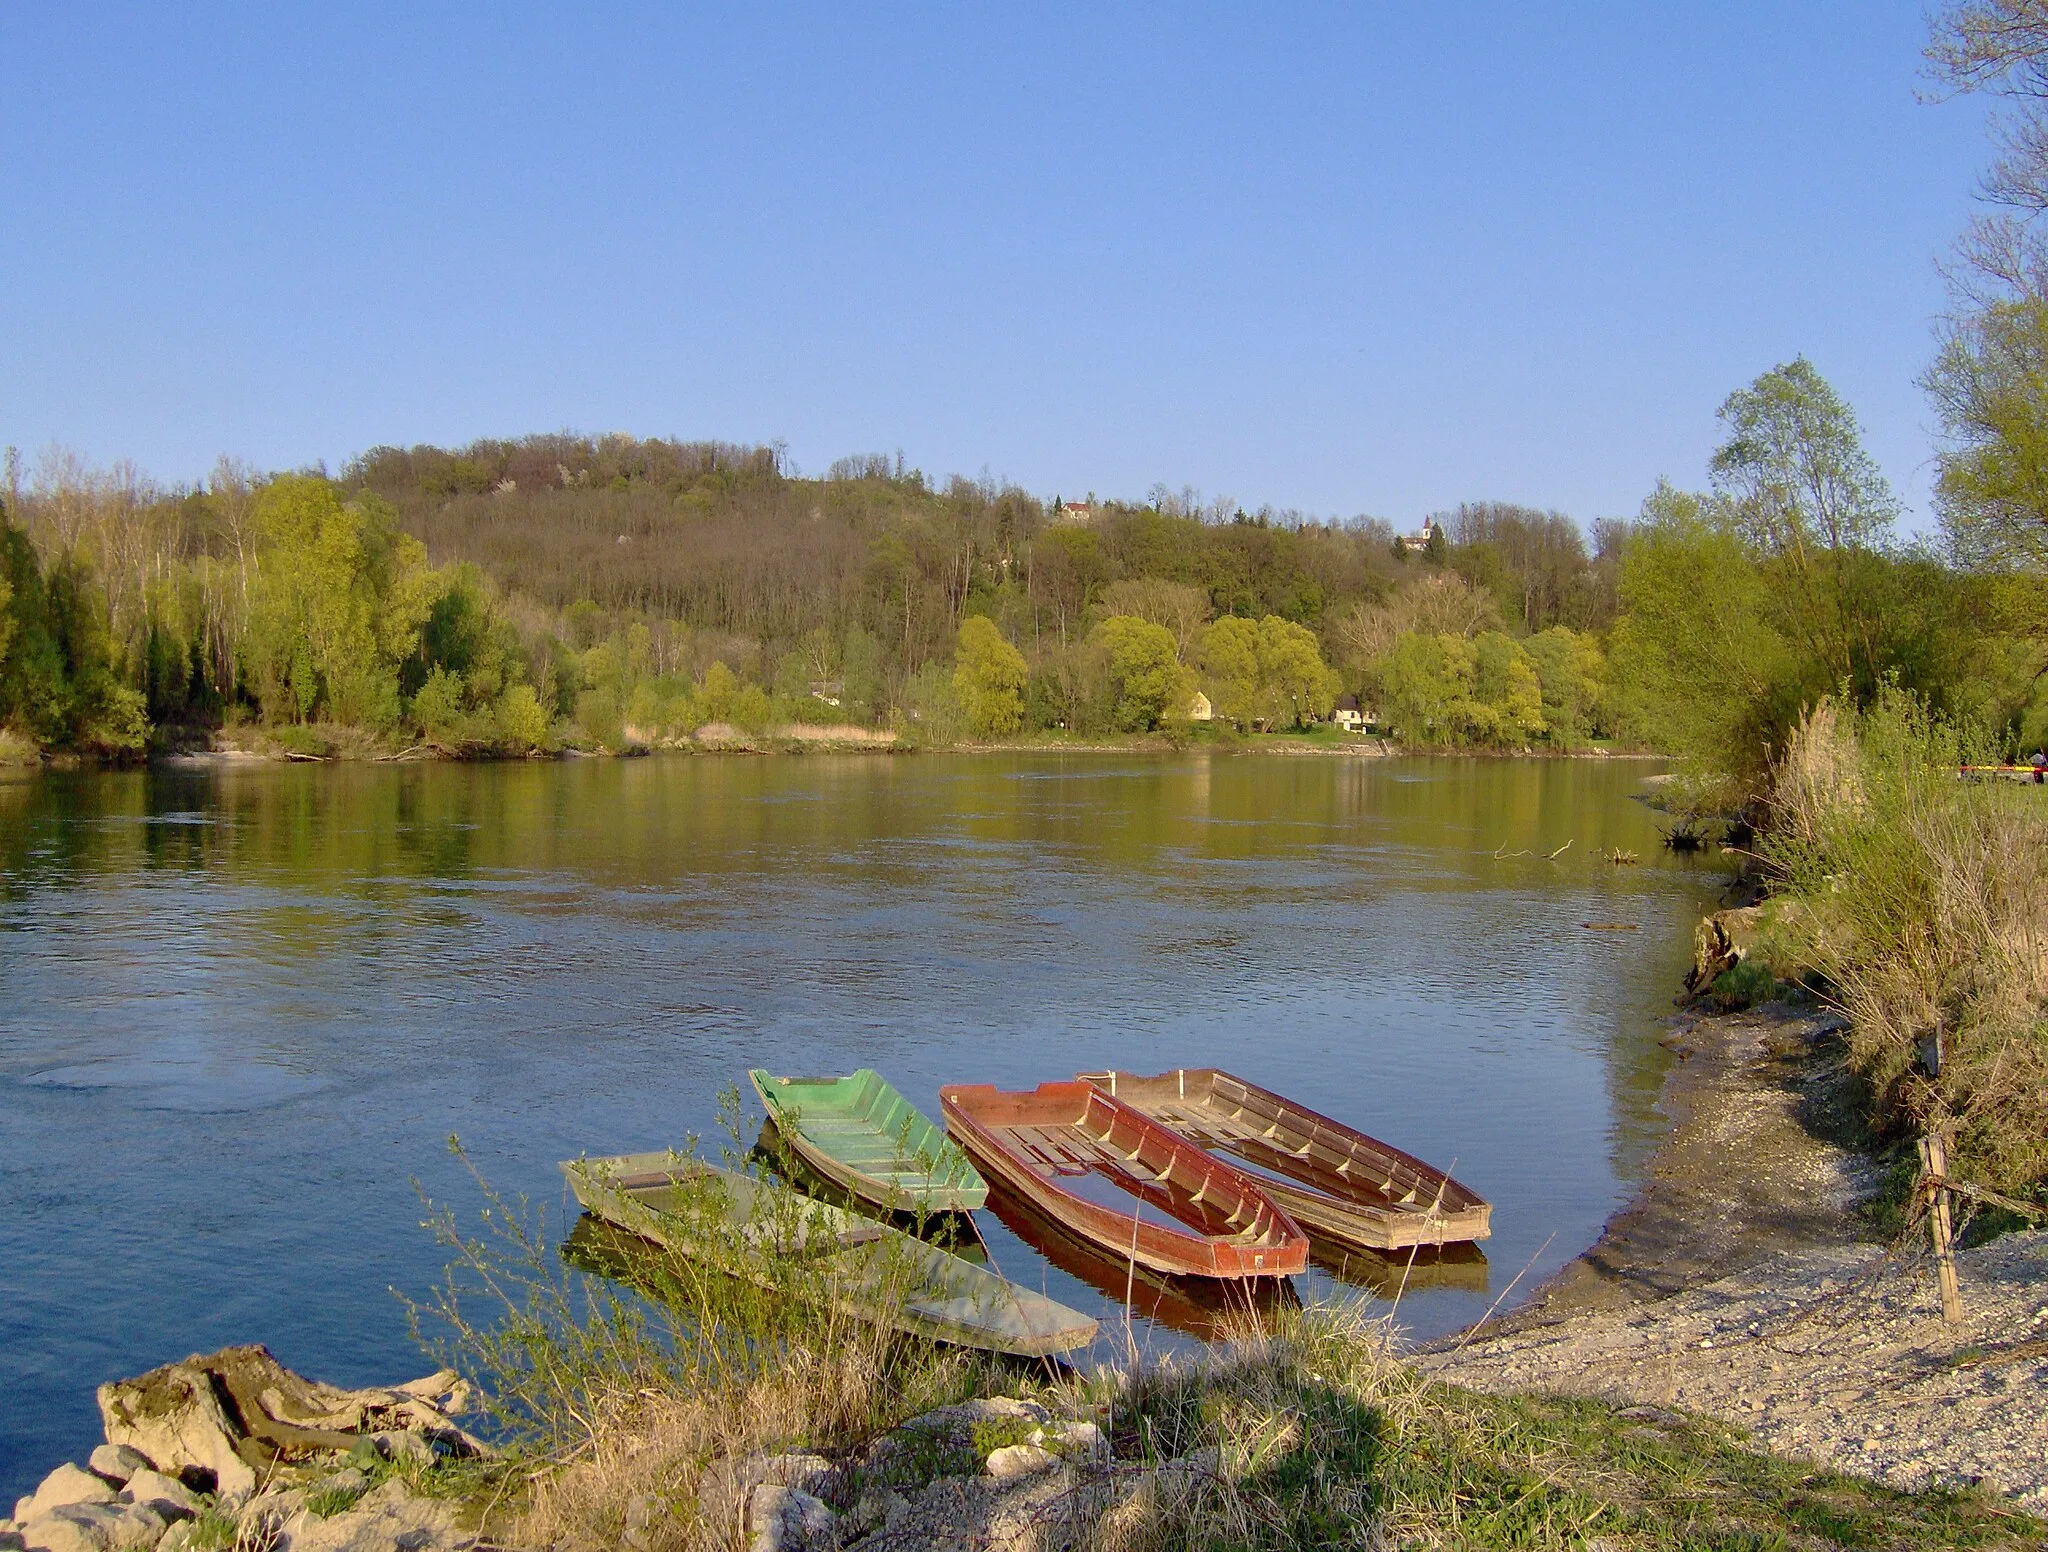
[419,1146,2041,1552]
[1682,6,2048,1225]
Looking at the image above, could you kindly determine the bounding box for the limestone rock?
[97,1346,489,1505]
[116,1476,195,1524]
[907,1397,1048,1435]
[984,1444,1056,1481]
[747,1485,834,1552]
[16,1466,116,1525]
[85,1450,151,1489]
[21,1501,167,1552]
[271,1480,473,1552]
[97,1363,256,1502]
[1050,1421,1109,1466]
[698,1451,836,1533]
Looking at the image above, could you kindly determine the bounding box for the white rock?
[698,1451,835,1531]
[97,1371,255,1502]
[17,1467,116,1525]
[22,1501,167,1552]
[115,1476,195,1523]
[85,1451,151,1489]
[746,1485,834,1552]
[1051,1421,1110,1466]
[985,1444,1057,1481]
[270,1480,472,1552]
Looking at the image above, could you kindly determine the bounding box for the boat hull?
[561,1151,1092,1358]
[939,1080,1307,1279]
[749,1068,987,1214]
[1076,1068,1491,1251]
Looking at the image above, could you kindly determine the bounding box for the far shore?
[5,727,1669,771]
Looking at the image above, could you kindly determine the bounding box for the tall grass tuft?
[407,1129,1000,1552]
[1766,690,2048,1201]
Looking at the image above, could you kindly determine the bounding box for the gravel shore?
[1418,1001,2048,1506]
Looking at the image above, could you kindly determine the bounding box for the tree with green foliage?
[1198,615,1264,728]
[1522,626,1608,746]
[1926,293,2048,569]
[1093,615,1186,731]
[1709,357,1900,688]
[1379,633,1476,745]
[1257,615,1338,728]
[952,615,1027,737]
[1471,631,1546,743]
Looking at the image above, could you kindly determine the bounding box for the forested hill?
[1,359,2035,764]
[342,433,1621,690]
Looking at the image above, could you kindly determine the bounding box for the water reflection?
[979,1177,1301,1344]
[0,752,1715,1498]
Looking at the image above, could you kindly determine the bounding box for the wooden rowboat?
[937,1081,1308,1279]
[561,1151,1095,1358]
[1074,1068,1490,1251]
[749,1068,987,1214]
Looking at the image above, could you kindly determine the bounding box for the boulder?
[984,1444,1057,1481]
[16,1466,116,1526]
[746,1485,834,1552]
[20,1501,166,1552]
[697,1452,836,1534]
[97,1346,489,1502]
[270,1480,474,1552]
[115,1477,195,1524]
[1050,1420,1110,1466]
[85,1450,151,1489]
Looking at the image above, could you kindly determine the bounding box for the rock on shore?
[3,1347,486,1552]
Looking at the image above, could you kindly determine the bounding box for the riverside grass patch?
[1093,1305,2043,1552]
[406,1117,1009,1552]
[1765,692,2048,1206]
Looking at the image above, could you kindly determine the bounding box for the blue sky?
[0,4,1996,529]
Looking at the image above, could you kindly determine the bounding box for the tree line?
[0,430,1631,755]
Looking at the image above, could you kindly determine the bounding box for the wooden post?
[1918,1134,1964,1323]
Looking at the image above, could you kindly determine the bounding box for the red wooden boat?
[937,1080,1308,1279]
[1076,1067,1491,1251]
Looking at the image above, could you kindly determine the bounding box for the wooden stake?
[1918,1134,1964,1323]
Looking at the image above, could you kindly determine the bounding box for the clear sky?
[0,4,1997,529]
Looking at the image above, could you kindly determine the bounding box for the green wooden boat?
[561,1151,1094,1357]
[749,1068,988,1214]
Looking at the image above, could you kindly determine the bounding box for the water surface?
[0,752,1716,1494]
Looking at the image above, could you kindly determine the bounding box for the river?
[0,752,1718,1495]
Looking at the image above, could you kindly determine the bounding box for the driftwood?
[1684,906,1765,998]
[97,1345,484,1500]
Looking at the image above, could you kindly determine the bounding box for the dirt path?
[1418,1003,2048,1507]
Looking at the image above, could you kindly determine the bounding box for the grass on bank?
[1094,1304,2039,1552]
[410,1134,2044,1552]
[1762,691,2048,1213]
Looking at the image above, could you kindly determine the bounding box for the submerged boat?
[1074,1067,1491,1251]
[749,1068,987,1214]
[937,1081,1308,1279]
[561,1151,1095,1358]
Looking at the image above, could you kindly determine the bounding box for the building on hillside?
[1188,690,1214,722]
[1398,521,1440,554]
[1333,693,1365,732]
[1056,501,1095,524]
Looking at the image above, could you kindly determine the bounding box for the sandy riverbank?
[1418,999,2048,1506]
